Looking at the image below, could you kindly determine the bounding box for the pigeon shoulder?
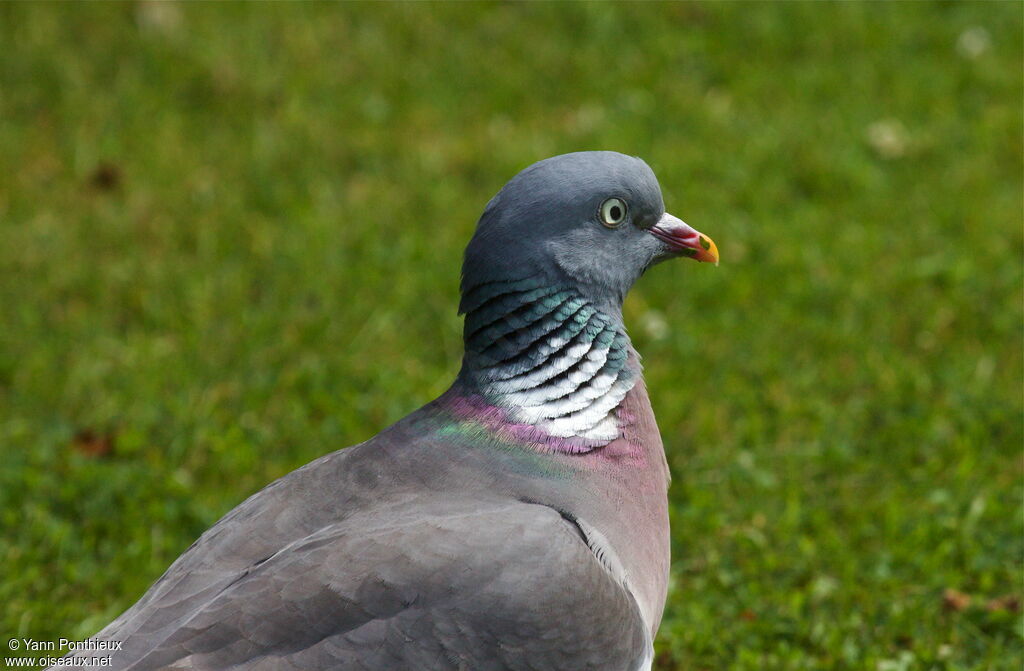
[93,416,429,646]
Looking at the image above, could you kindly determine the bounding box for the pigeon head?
[460,151,718,315]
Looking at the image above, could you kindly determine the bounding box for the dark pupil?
[609,205,622,220]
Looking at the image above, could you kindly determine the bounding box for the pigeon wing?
[91,497,649,671]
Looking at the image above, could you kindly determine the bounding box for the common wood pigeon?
[57,151,719,670]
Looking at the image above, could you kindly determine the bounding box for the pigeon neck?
[452,276,640,449]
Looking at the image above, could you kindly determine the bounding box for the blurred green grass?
[1,2,1021,669]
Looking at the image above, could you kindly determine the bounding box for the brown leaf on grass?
[942,588,972,612]
[653,650,677,670]
[72,430,115,457]
[738,609,757,621]
[89,162,122,191]
[985,595,1021,613]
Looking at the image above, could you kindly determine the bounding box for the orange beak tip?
[699,235,720,266]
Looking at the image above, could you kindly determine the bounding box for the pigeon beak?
[649,213,719,265]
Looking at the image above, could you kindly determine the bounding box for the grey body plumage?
[55,152,718,670]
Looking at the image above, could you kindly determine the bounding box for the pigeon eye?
[599,197,628,228]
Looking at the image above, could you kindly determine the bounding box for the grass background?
[1,2,1021,669]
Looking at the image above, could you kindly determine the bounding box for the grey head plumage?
[460,151,718,317]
